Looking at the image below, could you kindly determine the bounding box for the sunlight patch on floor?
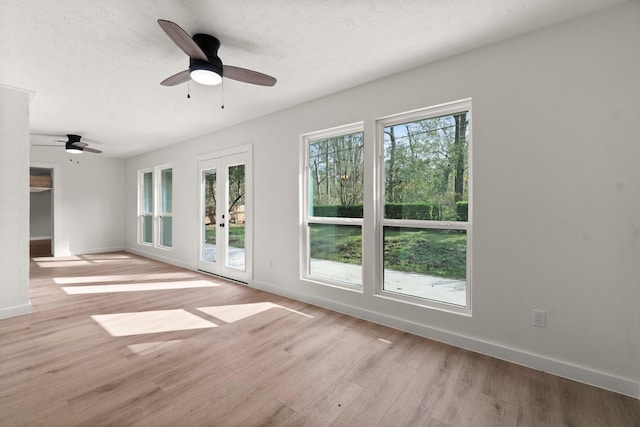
[196,302,313,324]
[128,340,183,356]
[82,254,132,260]
[63,280,220,294]
[54,272,198,285]
[92,310,217,337]
[32,255,83,262]
[36,260,92,268]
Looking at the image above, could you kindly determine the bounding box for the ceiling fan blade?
[223,65,277,86]
[32,144,58,147]
[161,69,191,86]
[83,147,102,154]
[158,19,207,61]
[71,141,88,148]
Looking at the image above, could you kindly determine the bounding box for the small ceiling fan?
[32,134,102,154]
[157,19,277,87]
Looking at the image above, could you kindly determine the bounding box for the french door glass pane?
[202,169,216,263]
[383,226,466,306]
[227,164,245,270]
[309,223,362,285]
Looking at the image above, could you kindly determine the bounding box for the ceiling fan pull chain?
[221,79,224,109]
[187,79,191,99]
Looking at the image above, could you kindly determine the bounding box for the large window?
[377,99,471,309]
[138,166,173,249]
[139,169,153,245]
[301,123,364,288]
[158,167,173,248]
[300,100,471,312]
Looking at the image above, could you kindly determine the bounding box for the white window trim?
[155,164,173,250]
[300,122,365,291]
[374,98,473,315]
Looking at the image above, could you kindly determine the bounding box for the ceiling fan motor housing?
[191,34,223,77]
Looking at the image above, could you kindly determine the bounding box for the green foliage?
[312,204,363,218]
[383,112,469,212]
[310,132,364,207]
[313,203,444,220]
[204,224,244,249]
[384,203,441,220]
[309,224,466,279]
[456,201,468,221]
[309,224,362,264]
[383,228,466,279]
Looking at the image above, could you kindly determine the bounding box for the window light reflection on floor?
[63,280,220,294]
[196,302,313,324]
[92,309,217,337]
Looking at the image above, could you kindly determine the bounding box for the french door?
[197,149,251,282]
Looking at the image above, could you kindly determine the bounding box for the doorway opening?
[30,167,53,257]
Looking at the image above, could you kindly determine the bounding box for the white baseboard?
[250,279,640,400]
[125,246,196,271]
[0,303,32,320]
[80,246,126,255]
[53,246,126,257]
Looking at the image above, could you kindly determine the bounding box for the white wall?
[31,147,126,256]
[126,3,640,397]
[0,86,31,319]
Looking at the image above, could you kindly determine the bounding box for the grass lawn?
[205,225,245,248]
[206,223,465,279]
[310,224,466,279]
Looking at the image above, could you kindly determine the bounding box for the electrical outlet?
[532,309,546,328]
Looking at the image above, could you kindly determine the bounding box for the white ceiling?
[1,0,627,158]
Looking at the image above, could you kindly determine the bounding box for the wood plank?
[0,252,637,426]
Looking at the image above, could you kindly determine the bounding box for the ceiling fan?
[157,19,277,87]
[32,134,102,154]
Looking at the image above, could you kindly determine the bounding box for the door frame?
[30,162,61,257]
[195,144,253,283]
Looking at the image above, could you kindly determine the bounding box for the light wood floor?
[1,252,638,426]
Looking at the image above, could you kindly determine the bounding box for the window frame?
[138,168,154,246]
[137,165,173,250]
[374,99,473,314]
[156,165,173,250]
[300,122,365,291]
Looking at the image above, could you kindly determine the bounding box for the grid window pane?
[142,215,153,244]
[383,111,469,222]
[160,216,172,248]
[309,132,364,218]
[309,223,362,286]
[383,227,466,306]
[161,168,172,214]
[143,172,153,214]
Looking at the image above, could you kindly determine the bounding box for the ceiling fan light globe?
[66,147,83,154]
[190,69,222,85]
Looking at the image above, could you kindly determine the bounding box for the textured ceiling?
[0,0,627,158]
